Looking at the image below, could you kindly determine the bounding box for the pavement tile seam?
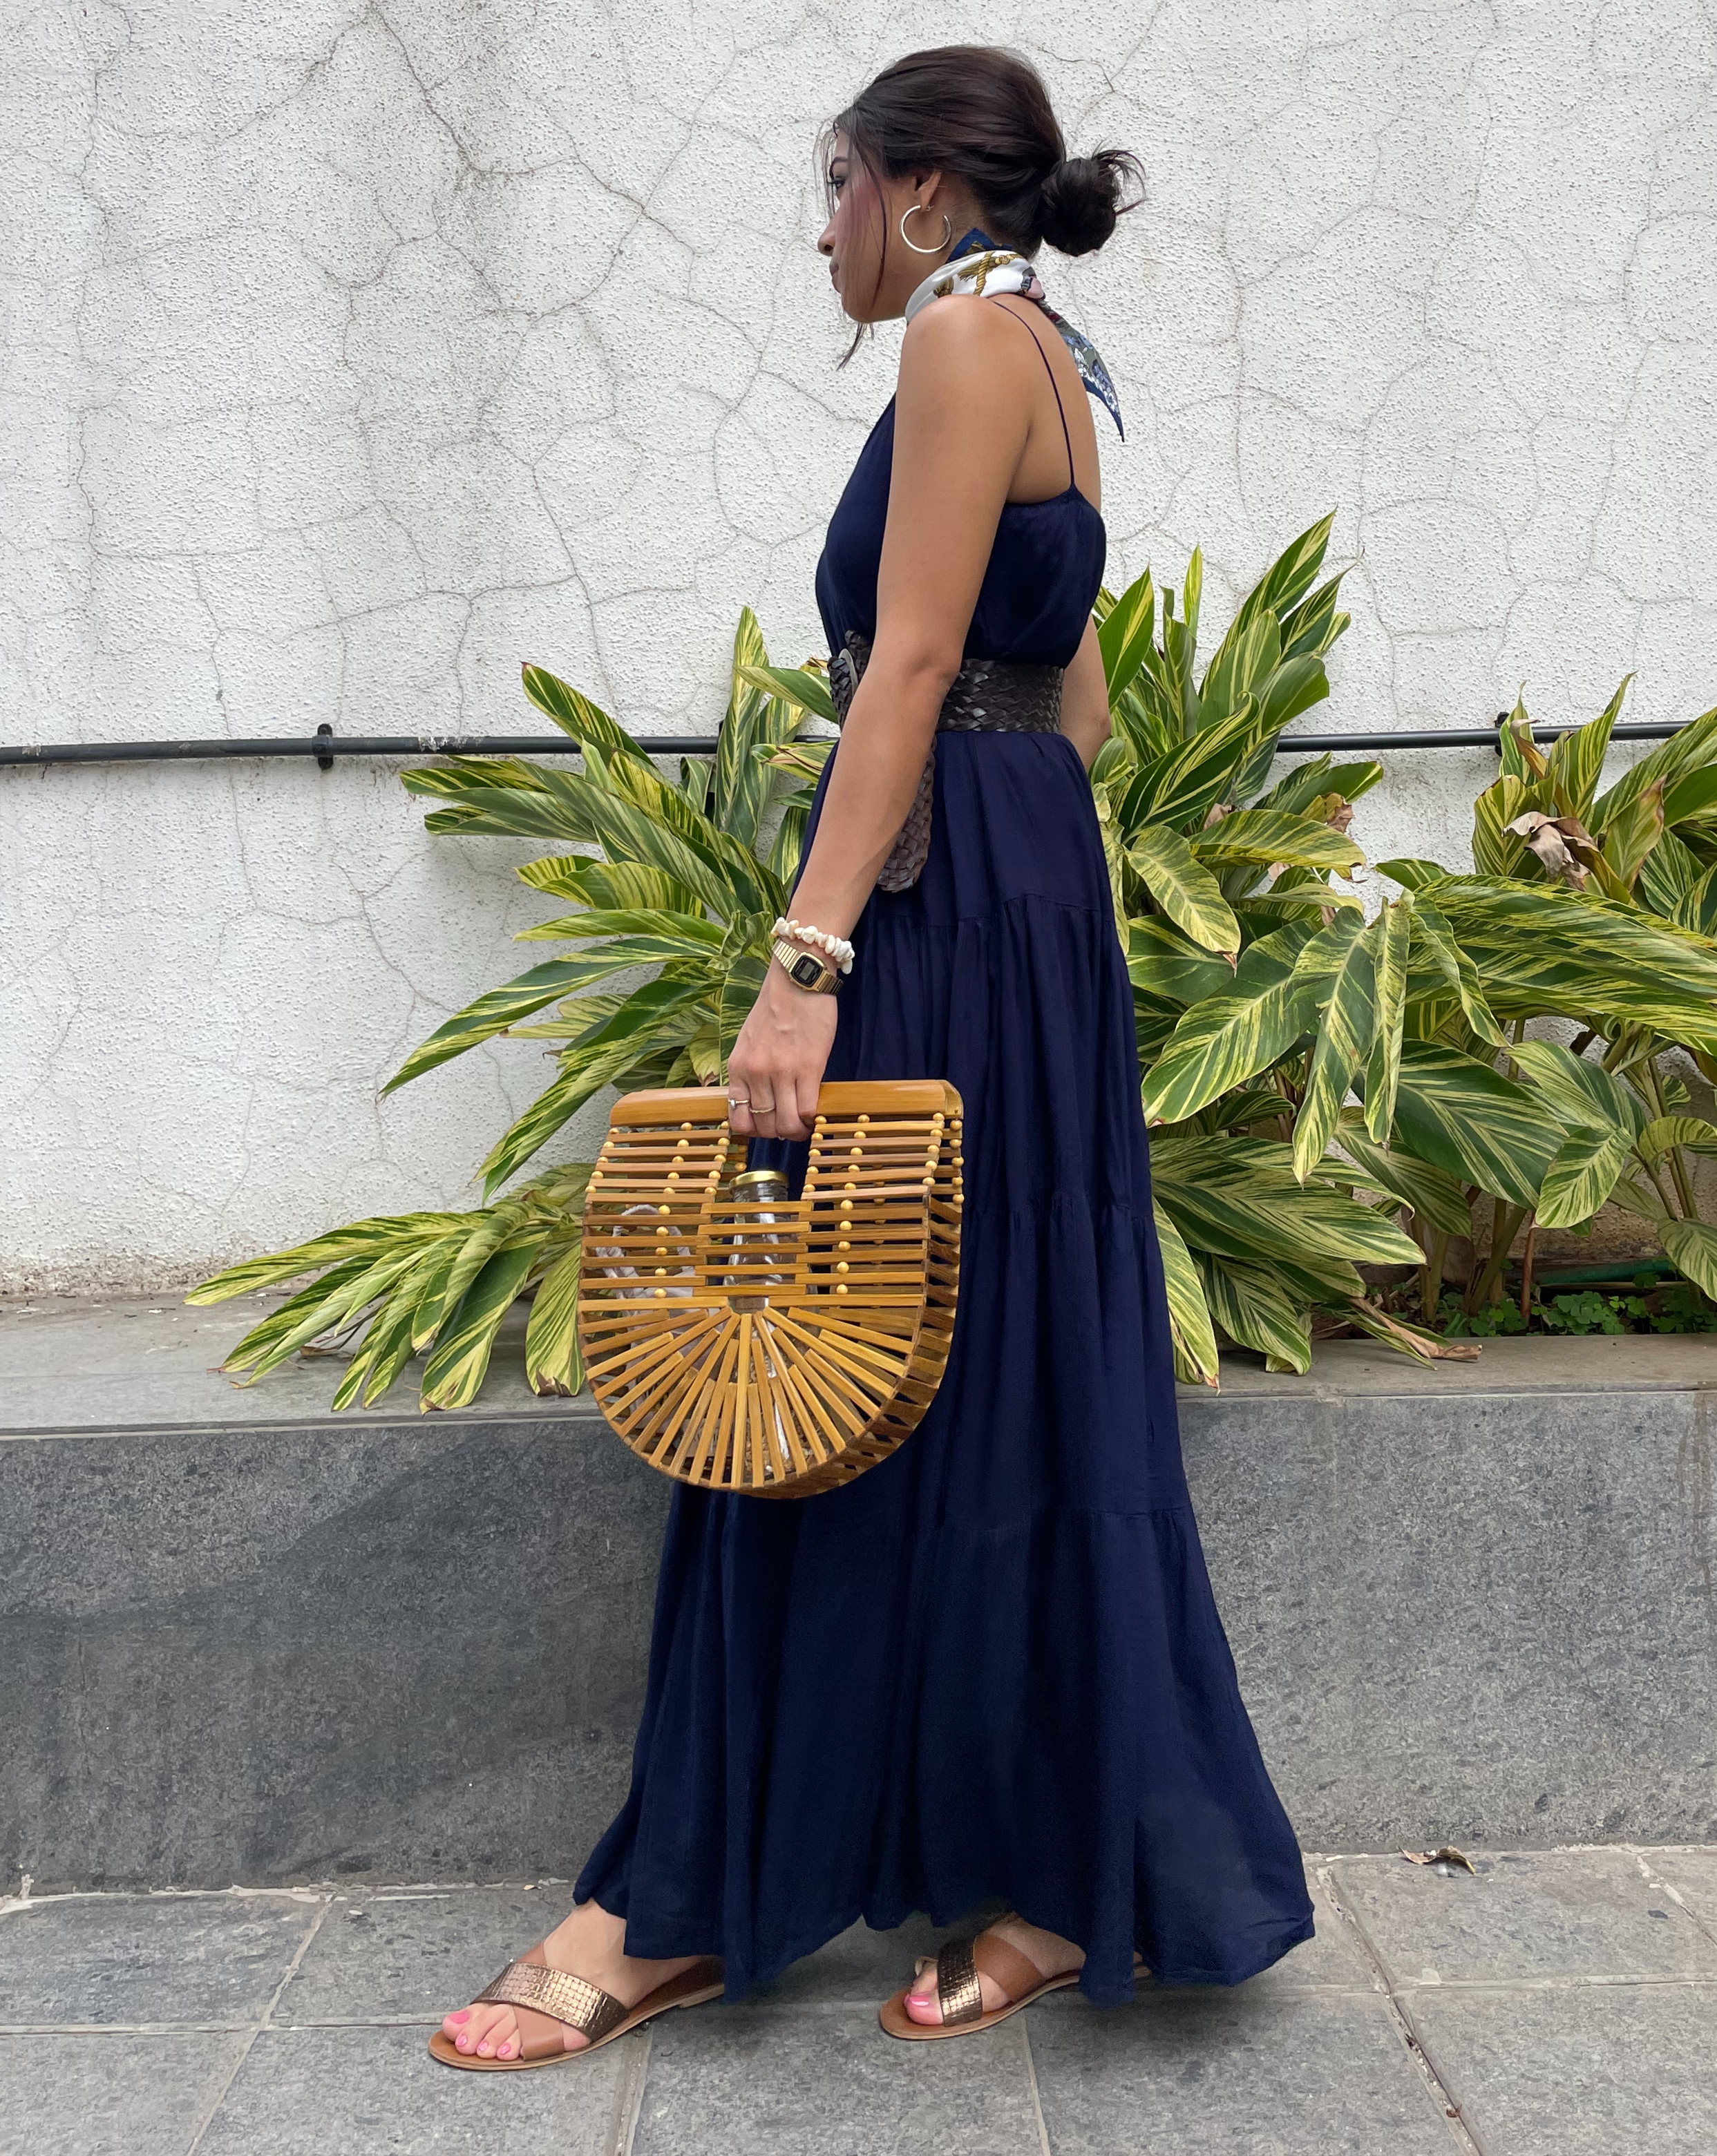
[1018,2022,1054,2156]
[173,1900,332,2156]
[258,1900,332,2032]
[0,2022,265,2036]
[617,2025,652,2156]
[184,2028,263,2156]
[1638,1854,1717,1949]
[1389,1975,1713,1995]
[1313,1862,1486,2156]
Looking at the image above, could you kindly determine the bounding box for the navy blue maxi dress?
[576,322,1316,2005]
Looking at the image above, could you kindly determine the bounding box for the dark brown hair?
[822,46,1144,338]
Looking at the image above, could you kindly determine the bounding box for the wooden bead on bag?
[577,1083,963,1496]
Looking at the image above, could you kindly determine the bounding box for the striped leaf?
[1092,778,1132,946]
[515,912,726,953]
[187,1214,470,1304]
[1410,896,1505,1047]
[1547,679,1626,821]
[1535,1124,1637,1230]
[409,1202,531,1346]
[1127,919,1237,1007]
[1292,910,1373,1181]
[1202,514,1333,683]
[1331,1115,1473,1236]
[737,662,839,727]
[1593,698,1717,833]
[1638,1114,1717,1164]
[420,1236,548,1410]
[585,742,784,917]
[1600,778,1665,890]
[1141,925,1320,1124]
[1363,896,1411,1141]
[1662,1217,1717,1300]
[521,665,652,762]
[768,803,810,886]
[479,979,713,1194]
[717,611,797,850]
[524,1239,587,1397]
[1676,863,1717,938]
[1152,1201,1220,1388]
[1510,1040,1647,1141]
[1200,1257,1312,1373]
[1635,826,1705,919]
[1258,755,1383,817]
[1128,826,1241,956]
[515,857,699,913]
[383,954,672,1094]
[1192,806,1365,874]
[1374,857,1449,894]
[1425,880,1717,1046]
[1237,880,1364,919]
[1098,569,1157,702]
[223,1248,426,1385]
[1252,654,1334,735]
[1199,611,1279,729]
[1389,1040,1559,1208]
[1115,698,1275,834]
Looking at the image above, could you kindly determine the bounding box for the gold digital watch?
[770,937,843,995]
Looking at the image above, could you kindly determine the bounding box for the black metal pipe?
[0,720,1691,770]
[0,733,720,766]
[1278,723,1686,752]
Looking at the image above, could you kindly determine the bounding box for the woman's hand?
[726,961,840,1141]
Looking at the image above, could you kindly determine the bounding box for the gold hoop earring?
[899,203,952,255]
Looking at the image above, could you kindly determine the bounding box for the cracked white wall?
[3,0,1715,1290]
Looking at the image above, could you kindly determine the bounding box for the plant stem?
[1638,1053,1698,1217]
[1468,1201,1528,1313]
[1421,1229,1448,1323]
[1519,1220,1537,1321]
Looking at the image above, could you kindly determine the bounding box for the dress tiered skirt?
[575,729,1314,2002]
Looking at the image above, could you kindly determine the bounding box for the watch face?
[790,953,822,987]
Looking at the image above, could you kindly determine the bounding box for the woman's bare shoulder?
[900,292,1029,368]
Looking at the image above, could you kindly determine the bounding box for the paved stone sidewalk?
[3,1847,1714,2154]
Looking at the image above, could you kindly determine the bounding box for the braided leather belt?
[826,629,1065,890]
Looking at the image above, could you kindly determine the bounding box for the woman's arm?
[727,302,1047,1141]
[1061,618,1112,770]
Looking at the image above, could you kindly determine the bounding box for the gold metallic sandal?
[878,1925,1082,2041]
[428,1947,723,2071]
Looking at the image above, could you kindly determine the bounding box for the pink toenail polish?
[448,2010,469,2023]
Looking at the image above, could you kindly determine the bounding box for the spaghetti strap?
[985,297,1076,493]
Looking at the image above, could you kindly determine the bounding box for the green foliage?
[196,524,1717,1407]
[187,1164,591,1411]
[191,611,822,1411]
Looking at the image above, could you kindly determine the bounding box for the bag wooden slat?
[577,1083,963,1496]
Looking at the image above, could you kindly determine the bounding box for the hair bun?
[1035,149,1143,257]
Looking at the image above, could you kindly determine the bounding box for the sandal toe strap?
[475,1960,628,2044]
[933,1932,1050,2024]
[934,1938,985,2026]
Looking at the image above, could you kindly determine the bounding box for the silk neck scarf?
[901,225,1124,438]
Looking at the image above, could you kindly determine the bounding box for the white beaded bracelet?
[773,916,854,974]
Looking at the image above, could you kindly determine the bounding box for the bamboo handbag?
[576,1082,963,1496]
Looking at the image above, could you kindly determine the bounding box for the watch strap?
[770,937,842,995]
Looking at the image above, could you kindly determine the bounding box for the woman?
[435,44,1313,2070]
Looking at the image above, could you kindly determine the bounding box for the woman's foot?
[440,1898,704,2061]
[904,1915,1083,2026]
